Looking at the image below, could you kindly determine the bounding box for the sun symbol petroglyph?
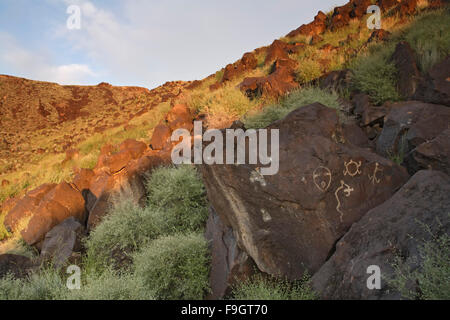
[368,162,383,185]
[343,159,362,177]
[313,166,332,192]
[335,180,354,222]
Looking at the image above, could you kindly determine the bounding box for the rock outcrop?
[239,59,298,99]
[311,170,450,299]
[414,55,450,107]
[40,217,85,268]
[376,101,450,158]
[201,103,409,280]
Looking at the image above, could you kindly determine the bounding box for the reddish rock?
[414,55,450,107]
[287,11,327,38]
[205,207,255,299]
[72,168,95,192]
[21,182,86,245]
[150,124,172,150]
[165,104,194,132]
[376,101,450,157]
[264,40,290,65]
[222,52,258,82]
[4,183,57,232]
[377,0,400,12]
[367,29,391,43]
[312,170,450,299]
[118,139,147,159]
[1,179,10,187]
[405,128,450,175]
[200,103,409,280]
[239,59,298,99]
[392,41,421,99]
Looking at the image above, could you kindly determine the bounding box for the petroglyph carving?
[335,180,354,222]
[368,162,383,185]
[313,166,332,192]
[343,159,362,177]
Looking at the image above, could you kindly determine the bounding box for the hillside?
[0,0,449,301]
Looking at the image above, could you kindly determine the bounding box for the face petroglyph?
[313,166,332,192]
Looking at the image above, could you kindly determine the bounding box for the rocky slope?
[0,0,449,300]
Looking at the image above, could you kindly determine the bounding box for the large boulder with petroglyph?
[200,103,409,280]
[311,170,450,299]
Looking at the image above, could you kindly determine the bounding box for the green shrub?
[295,59,323,84]
[68,268,154,300]
[350,44,400,105]
[0,269,67,300]
[146,165,208,234]
[84,198,164,270]
[401,8,450,72]
[133,232,210,300]
[232,273,317,300]
[243,86,341,129]
[389,233,450,300]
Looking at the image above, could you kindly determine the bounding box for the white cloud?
[0,31,97,85]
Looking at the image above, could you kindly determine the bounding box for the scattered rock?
[376,101,450,157]
[265,40,290,65]
[319,69,352,92]
[392,41,421,99]
[222,52,258,82]
[287,11,327,38]
[367,29,391,43]
[165,104,194,132]
[414,55,450,107]
[201,103,409,280]
[404,128,450,175]
[21,182,86,246]
[40,217,85,268]
[150,124,172,150]
[239,59,298,99]
[4,183,57,232]
[311,170,450,300]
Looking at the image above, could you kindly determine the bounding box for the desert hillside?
[0,0,449,301]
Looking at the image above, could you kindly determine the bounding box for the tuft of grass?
[231,273,317,300]
[350,43,400,105]
[389,233,450,300]
[133,232,210,300]
[242,86,341,129]
[84,197,164,272]
[400,7,450,72]
[185,79,264,129]
[68,268,154,300]
[146,165,209,234]
[0,268,67,300]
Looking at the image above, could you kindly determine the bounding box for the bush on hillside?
[350,44,400,105]
[68,268,154,300]
[231,273,317,300]
[146,165,209,234]
[242,86,341,129]
[0,268,67,300]
[84,198,164,270]
[389,233,450,300]
[133,232,210,300]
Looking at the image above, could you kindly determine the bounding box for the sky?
[0,0,347,89]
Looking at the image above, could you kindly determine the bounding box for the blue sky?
[0,0,347,89]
